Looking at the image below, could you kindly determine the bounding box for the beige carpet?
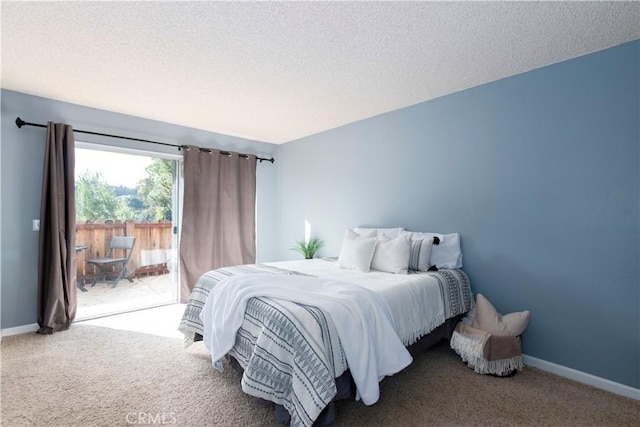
[1,305,638,426]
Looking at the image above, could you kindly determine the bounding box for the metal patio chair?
[87,236,136,288]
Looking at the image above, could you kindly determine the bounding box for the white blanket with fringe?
[450,324,524,376]
[201,274,413,406]
[266,259,473,345]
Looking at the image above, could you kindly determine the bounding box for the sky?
[75,148,153,187]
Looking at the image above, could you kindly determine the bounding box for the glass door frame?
[74,141,182,312]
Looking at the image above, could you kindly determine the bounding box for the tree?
[114,196,139,221]
[137,159,173,221]
[76,171,118,221]
[110,185,137,198]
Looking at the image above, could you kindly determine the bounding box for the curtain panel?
[179,147,257,302]
[37,122,77,334]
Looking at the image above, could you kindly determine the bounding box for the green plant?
[291,238,325,259]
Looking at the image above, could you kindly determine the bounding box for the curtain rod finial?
[15,117,25,128]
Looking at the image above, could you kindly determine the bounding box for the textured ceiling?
[2,1,639,144]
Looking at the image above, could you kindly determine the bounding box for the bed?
[178,255,473,426]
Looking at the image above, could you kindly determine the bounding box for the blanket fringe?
[403,314,445,346]
[470,355,524,376]
[450,331,523,376]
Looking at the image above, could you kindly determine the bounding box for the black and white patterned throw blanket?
[179,264,346,426]
[433,269,474,319]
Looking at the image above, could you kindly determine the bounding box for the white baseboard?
[523,354,640,400]
[1,323,38,338]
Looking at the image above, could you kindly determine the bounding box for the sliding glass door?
[74,142,181,320]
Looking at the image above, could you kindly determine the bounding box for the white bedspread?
[266,259,446,345]
[201,273,413,405]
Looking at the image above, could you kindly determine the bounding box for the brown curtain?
[179,147,257,302]
[37,122,77,334]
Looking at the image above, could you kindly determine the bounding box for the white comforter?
[266,259,446,345]
[201,273,413,405]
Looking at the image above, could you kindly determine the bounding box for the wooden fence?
[76,220,173,284]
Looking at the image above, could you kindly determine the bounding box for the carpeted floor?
[1,305,638,426]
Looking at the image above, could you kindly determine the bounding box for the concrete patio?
[76,273,177,320]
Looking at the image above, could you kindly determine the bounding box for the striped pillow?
[408,238,434,272]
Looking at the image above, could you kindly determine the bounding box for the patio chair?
[87,236,136,288]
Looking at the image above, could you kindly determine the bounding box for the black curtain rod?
[15,117,275,164]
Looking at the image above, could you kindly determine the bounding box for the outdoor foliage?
[76,171,118,222]
[138,159,173,221]
[76,158,174,222]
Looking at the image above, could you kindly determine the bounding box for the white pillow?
[408,237,434,272]
[370,234,411,274]
[471,294,531,336]
[354,227,404,239]
[336,231,378,272]
[411,232,462,269]
[345,228,377,239]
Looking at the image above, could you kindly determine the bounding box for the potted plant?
[291,237,325,259]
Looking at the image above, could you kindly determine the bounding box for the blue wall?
[276,41,640,388]
[0,89,279,329]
